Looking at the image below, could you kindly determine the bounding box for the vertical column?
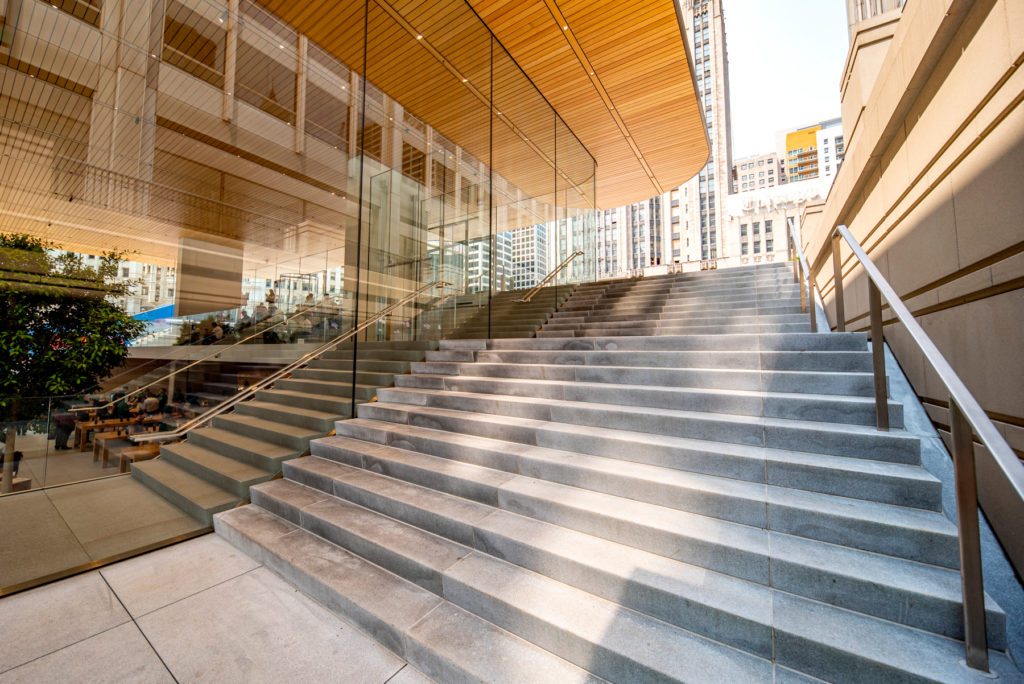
[87,0,159,204]
[222,0,238,122]
[294,34,307,154]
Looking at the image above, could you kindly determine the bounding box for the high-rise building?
[598,0,732,279]
[731,152,783,194]
[508,224,548,290]
[778,117,845,184]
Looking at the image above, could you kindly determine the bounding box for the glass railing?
[131,291,357,348]
[0,390,183,494]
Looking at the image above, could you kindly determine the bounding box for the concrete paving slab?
[137,566,408,683]
[0,622,173,684]
[45,476,206,561]
[100,534,259,618]
[0,490,91,592]
[385,665,435,684]
[0,571,128,674]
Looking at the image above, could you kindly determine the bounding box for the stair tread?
[190,426,297,459]
[254,476,773,682]
[409,374,895,406]
[214,506,603,684]
[376,388,908,436]
[257,388,353,404]
[242,399,338,421]
[134,459,239,508]
[315,434,955,555]
[163,441,272,482]
[283,456,1003,658]
[216,412,322,438]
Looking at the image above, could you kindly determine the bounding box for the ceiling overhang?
[256,0,709,209]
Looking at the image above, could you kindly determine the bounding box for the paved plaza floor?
[0,533,428,683]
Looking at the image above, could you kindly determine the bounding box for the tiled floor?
[0,476,206,593]
[0,534,429,683]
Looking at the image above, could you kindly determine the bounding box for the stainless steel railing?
[131,281,451,444]
[72,297,341,414]
[516,250,584,303]
[806,223,1024,672]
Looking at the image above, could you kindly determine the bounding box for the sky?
[722,0,850,160]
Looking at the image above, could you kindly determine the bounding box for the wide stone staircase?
[131,341,436,525]
[448,285,574,339]
[215,263,1021,682]
[541,263,808,337]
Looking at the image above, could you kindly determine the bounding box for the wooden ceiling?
[257,0,708,209]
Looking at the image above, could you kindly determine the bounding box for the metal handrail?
[516,250,584,302]
[785,223,824,336]
[72,297,338,413]
[130,281,451,444]
[811,224,1024,672]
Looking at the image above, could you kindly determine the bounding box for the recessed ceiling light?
[416,35,423,40]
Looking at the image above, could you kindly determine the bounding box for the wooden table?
[76,416,163,451]
[0,476,31,492]
[117,444,162,473]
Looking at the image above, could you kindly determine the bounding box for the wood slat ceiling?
[256,0,707,209]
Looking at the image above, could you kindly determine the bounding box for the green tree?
[0,233,147,491]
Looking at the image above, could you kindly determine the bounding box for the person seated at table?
[156,389,168,413]
[290,314,312,341]
[141,392,160,414]
[113,393,131,420]
[0,450,23,478]
[238,309,252,328]
[254,303,269,323]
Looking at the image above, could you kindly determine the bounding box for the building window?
[741,243,748,256]
[764,220,773,234]
[753,222,760,235]
[766,239,773,251]
[740,224,747,238]
[754,241,761,254]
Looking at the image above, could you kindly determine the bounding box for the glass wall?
[0,0,597,499]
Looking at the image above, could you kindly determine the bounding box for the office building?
[779,117,845,184]
[732,152,783,193]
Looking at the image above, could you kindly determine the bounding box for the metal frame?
[812,224,1024,672]
[130,281,451,444]
[516,250,584,302]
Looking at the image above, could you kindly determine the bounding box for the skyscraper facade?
[594,0,731,280]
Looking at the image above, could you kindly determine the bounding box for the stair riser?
[322,350,428,361]
[130,466,224,526]
[358,400,919,465]
[462,333,870,353]
[550,307,806,323]
[234,402,336,433]
[213,416,313,452]
[540,323,813,336]
[335,418,767,484]
[257,390,353,414]
[396,376,903,428]
[274,378,378,401]
[542,316,811,330]
[407,364,877,397]
[291,369,396,385]
[314,359,411,373]
[187,430,297,470]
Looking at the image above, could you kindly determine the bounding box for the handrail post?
[950,398,990,672]
[798,260,807,313]
[789,231,799,283]
[832,231,846,332]
[808,272,817,333]
[868,280,889,430]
